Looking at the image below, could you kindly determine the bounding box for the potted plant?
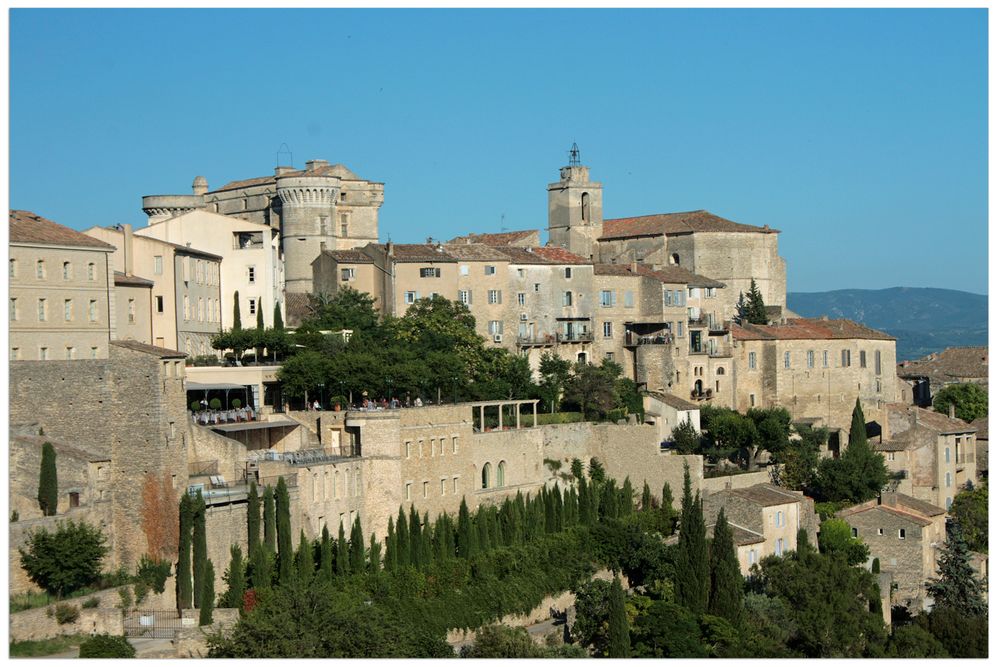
[232,398,242,409]
[331,395,347,412]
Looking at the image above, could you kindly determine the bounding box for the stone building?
[85,224,223,356]
[702,483,820,575]
[728,318,897,439]
[879,404,978,510]
[970,416,988,481]
[837,492,946,611]
[133,209,284,332]
[449,229,541,247]
[897,346,989,406]
[142,159,384,294]
[114,272,154,344]
[9,210,116,361]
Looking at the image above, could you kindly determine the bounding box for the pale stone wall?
[701,470,773,495]
[458,258,513,348]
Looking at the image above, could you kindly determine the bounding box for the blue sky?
[9,8,987,294]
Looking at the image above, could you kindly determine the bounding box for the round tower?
[192,175,208,196]
[276,172,341,293]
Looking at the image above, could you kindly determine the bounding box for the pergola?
[469,399,539,432]
[186,381,251,409]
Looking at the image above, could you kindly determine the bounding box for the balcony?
[624,332,674,347]
[557,331,593,343]
[517,332,592,346]
[690,388,714,401]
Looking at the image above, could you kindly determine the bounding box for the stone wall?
[701,469,773,495]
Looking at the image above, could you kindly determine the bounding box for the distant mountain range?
[786,287,988,362]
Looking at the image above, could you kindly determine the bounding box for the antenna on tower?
[568,142,581,166]
[276,143,293,167]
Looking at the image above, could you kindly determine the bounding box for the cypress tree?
[608,580,630,658]
[600,481,620,521]
[420,512,434,566]
[674,463,709,615]
[37,442,58,516]
[553,489,564,532]
[384,518,398,573]
[275,478,293,584]
[746,278,767,324]
[262,486,276,552]
[544,487,556,532]
[409,505,422,567]
[350,515,366,574]
[457,498,473,559]
[927,519,987,616]
[849,398,868,449]
[192,491,207,608]
[319,524,333,580]
[221,545,245,609]
[246,482,261,553]
[396,507,410,567]
[661,481,676,533]
[641,481,652,512]
[295,531,313,582]
[708,509,743,623]
[335,524,349,576]
[871,557,880,574]
[589,457,606,484]
[477,511,491,551]
[233,290,242,330]
[247,543,272,591]
[796,526,810,558]
[198,559,215,626]
[176,492,193,610]
[621,477,635,515]
[578,477,591,525]
[369,533,381,573]
[273,302,284,330]
[256,302,264,330]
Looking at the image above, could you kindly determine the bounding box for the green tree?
[608,580,630,658]
[368,533,381,574]
[256,301,265,330]
[350,516,366,574]
[384,518,397,573]
[275,478,293,584]
[926,518,987,617]
[192,491,207,608]
[456,498,474,559]
[295,531,313,582]
[247,544,273,591]
[949,482,987,552]
[538,351,572,413]
[813,399,888,503]
[564,361,617,419]
[571,458,584,481]
[305,288,380,336]
[220,545,246,609]
[459,624,551,658]
[588,457,606,484]
[708,509,743,623]
[18,520,108,597]
[78,634,136,658]
[199,559,215,626]
[885,623,949,658]
[273,302,284,330]
[233,290,242,330]
[318,525,333,580]
[745,278,767,324]
[262,486,276,552]
[818,518,869,566]
[277,350,330,407]
[176,493,193,609]
[670,418,701,455]
[674,463,709,615]
[572,578,614,656]
[631,598,708,658]
[335,524,349,576]
[932,383,987,422]
[641,481,653,511]
[246,482,261,553]
[37,442,58,516]
[923,605,988,658]
[779,425,825,491]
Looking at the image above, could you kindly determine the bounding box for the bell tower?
[547,144,602,259]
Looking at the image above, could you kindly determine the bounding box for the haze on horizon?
[8,8,988,294]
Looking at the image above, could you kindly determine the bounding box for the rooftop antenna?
[500,213,506,232]
[568,142,581,166]
[276,143,293,167]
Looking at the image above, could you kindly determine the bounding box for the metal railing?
[556,331,593,343]
[624,332,674,346]
[188,460,219,477]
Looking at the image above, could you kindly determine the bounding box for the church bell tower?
[547,144,603,259]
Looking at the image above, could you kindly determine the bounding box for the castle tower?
[277,162,342,293]
[547,144,603,259]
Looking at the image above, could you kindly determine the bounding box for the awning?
[186,382,248,391]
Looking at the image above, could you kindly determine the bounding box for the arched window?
[716,367,726,375]
[581,192,590,223]
[670,253,680,265]
[36,260,45,279]
[694,379,703,395]
[497,461,506,488]
[481,463,492,489]
[62,262,71,280]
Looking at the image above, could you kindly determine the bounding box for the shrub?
[536,412,584,426]
[11,509,18,522]
[117,586,133,610]
[605,407,628,423]
[191,400,201,412]
[209,398,222,410]
[78,634,136,658]
[18,520,108,597]
[53,602,79,625]
[82,597,100,609]
[136,555,171,594]
[192,354,222,367]
[132,580,149,606]
[232,398,242,409]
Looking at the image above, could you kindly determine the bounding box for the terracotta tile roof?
[728,523,765,546]
[730,483,804,507]
[970,417,988,440]
[448,230,539,246]
[644,390,699,411]
[387,244,457,263]
[889,493,946,518]
[210,163,373,193]
[110,339,186,359]
[320,249,373,264]
[529,247,591,264]
[10,210,115,250]
[838,504,934,527]
[599,210,778,240]
[645,265,725,288]
[731,318,894,342]
[492,246,558,265]
[897,346,988,382]
[442,243,511,261]
[888,404,977,435]
[284,293,312,328]
[114,272,154,287]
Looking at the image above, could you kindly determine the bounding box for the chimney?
[949,403,956,420]
[274,166,295,176]
[305,159,329,172]
[122,224,134,276]
[319,241,327,253]
[630,260,638,273]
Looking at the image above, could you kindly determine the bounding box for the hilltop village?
[8,149,988,657]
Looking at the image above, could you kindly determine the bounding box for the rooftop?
[319,248,374,264]
[729,523,766,546]
[113,272,155,287]
[888,404,978,436]
[110,339,187,359]
[599,210,778,240]
[10,210,116,250]
[644,390,699,412]
[728,483,804,507]
[448,229,539,246]
[897,346,989,381]
[731,318,895,342]
[385,243,457,263]
[441,243,512,261]
[210,162,375,193]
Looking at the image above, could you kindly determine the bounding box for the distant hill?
[786,287,988,362]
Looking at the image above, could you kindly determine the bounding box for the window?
[851,527,858,538]
[945,447,950,463]
[36,260,45,279]
[707,287,716,298]
[875,350,882,375]
[453,477,459,494]
[9,298,17,321]
[10,347,18,361]
[878,528,884,536]
[341,268,355,282]
[128,299,136,323]
[676,289,684,305]
[488,289,502,304]
[452,436,458,454]
[784,351,791,369]
[887,452,895,462]
[488,320,503,335]
[420,267,441,278]
[624,291,634,307]
[606,352,615,361]
[664,290,673,306]
[458,290,471,305]
[860,350,867,368]
[39,347,49,360]
[481,463,492,489]
[405,483,412,501]
[485,265,496,276]
[249,299,257,315]
[841,349,851,367]
[441,479,447,495]
[9,259,15,278]
[153,256,163,275]
[677,321,684,337]
[946,497,953,510]
[497,461,506,487]
[603,321,613,337]
[517,292,526,306]
[37,298,47,322]
[460,265,469,276]
[775,511,784,527]
[748,549,757,565]
[822,350,829,368]
[564,267,572,279]
[90,347,98,359]
[62,261,71,280]
[748,351,757,370]
[807,350,815,368]
[69,492,80,508]
[534,283,541,292]
[183,295,190,320]
[750,393,756,407]
[155,296,164,313]
[423,481,429,498]
[600,290,614,307]
[775,538,784,556]
[563,291,573,307]
[898,529,906,539]
[946,472,952,488]
[248,266,256,283]
[404,291,417,305]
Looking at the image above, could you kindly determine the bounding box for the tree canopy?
[932,383,987,422]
